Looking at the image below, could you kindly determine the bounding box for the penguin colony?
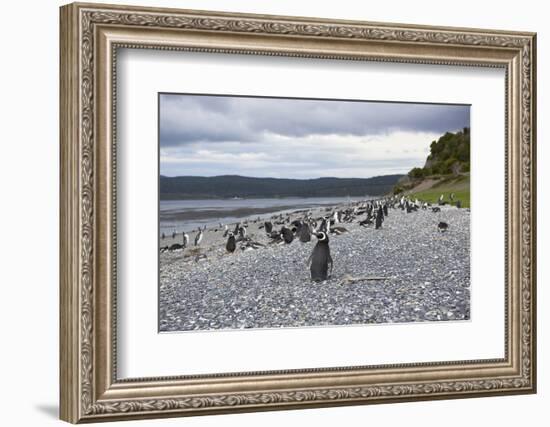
[160,194,461,281]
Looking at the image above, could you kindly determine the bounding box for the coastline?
[159,198,357,247]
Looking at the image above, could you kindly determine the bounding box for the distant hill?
[160,174,404,200]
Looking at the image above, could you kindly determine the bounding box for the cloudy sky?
[159,94,469,179]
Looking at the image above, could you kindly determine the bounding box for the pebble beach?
[159,202,470,332]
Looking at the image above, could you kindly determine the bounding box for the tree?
[408,167,424,179]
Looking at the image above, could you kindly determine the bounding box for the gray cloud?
[159,94,469,179]
[160,94,470,147]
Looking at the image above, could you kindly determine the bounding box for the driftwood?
[338,274,390,285]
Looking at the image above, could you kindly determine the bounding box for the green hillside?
[393,127,471,207]
[409,175,470,208]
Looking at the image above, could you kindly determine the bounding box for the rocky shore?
[159,203,470,332]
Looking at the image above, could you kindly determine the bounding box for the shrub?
[393,186,404,195]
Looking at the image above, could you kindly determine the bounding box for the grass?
[408,174,470,208]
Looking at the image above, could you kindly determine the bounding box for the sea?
[159,196,367,235]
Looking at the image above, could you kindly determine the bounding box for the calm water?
[159,196,365,234]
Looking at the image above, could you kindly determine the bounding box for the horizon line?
[159,173,406,180]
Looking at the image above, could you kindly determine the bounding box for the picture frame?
[59,2,537,423]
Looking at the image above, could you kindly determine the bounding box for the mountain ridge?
[160,174,404,200]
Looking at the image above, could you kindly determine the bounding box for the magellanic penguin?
[298,222,312,242]
[238,224,247,240]
[308,232,333,282]
[182,231,189,249]
[375,206,384,229]
[226,232,236,253]
[438,222,449,232]
[194,228,203,246]
[281,226,294,244]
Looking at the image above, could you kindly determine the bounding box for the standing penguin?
[264,221,273,234]
[226,232,236,253]
[375,206,384,229]
[298,221,311,242]
[308,232,333,282]
[182,231,189,249]
[238,225,247,240]
[320,217,330,234]
[383,203,388,217]
[194,228,203,246]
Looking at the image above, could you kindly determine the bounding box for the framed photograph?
[60,2,537,423]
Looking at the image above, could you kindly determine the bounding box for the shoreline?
[159,199,357,249]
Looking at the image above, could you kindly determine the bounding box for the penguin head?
[315,231,329,242]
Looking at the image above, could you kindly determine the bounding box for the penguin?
[161,232,166,240]
[172,231,177,239]
[298,222,311,242]
[331,226,348,235]
[308,231,333,282]
[383,204,388,217]
[182,231,189,249]
[320,217,330,234]
[226,232,236,253]
[438,222,449,232]
[238,225,247,240]
[432,207,441,213]
[264,221,273,234]
[456,200,462,209]
[359,217,372,227]
[438,194,445,206]
[194,228,203,246]
[375,206,384,229]
[281,226,294,244]
[267,231,284,245]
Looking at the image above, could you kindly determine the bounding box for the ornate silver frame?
[60,2,536,423]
